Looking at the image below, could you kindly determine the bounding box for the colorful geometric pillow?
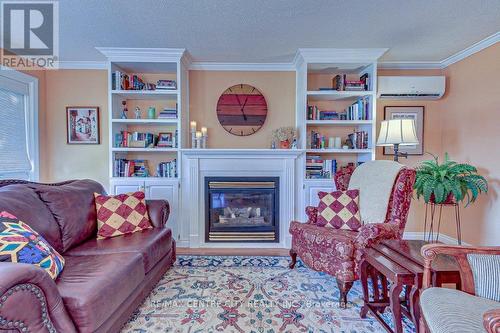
[0,211,65,279]
[316,190,362,230]
[94,191,152,240]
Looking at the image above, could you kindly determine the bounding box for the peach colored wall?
[41,70,109,186]
[438,43,500,245]
[188,71,296,148]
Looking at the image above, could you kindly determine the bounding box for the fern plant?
[414,153,488,206]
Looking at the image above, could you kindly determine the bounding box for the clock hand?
[241,96,249,121]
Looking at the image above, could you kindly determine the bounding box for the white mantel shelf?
[181,148,305,157]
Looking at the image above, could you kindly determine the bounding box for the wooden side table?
[359,240,460,333]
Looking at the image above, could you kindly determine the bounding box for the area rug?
[122,256,415,332]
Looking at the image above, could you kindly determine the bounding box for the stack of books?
[157,159,177,178]
[306,156,337,179]
[347,131,369,149]
[332,73,370,91]
[158,107,177,119]
[114,159,149,177]
[112,71,152,90]
[114,131,157,148]
[156,80,176,90]
[307,106,339,120]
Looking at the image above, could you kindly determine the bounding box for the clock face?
[216,84,268,136]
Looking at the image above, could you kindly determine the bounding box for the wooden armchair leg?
[337,280,353,309]
[289,249,297,269]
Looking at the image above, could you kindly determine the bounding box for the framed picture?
[383,106,424,156]
[66,107,100,144]
[157,132,173,147]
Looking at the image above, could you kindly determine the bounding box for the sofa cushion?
[0,211,65,279]
[67,228,172,273]
[467,253,500,302]
[32,180,105,252]
[94,191,152,239]
[0,184,63,252]
[420,287,500,333]
[316,190,361,230]
[57,252,144,332]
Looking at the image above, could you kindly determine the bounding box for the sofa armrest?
[305,206,318,224]
[0,262,76,333]
[146,199,170,228]
[354,223,400,249]
[484,308,500,333]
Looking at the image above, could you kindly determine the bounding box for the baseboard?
[403,231,469,245]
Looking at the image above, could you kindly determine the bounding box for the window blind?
[0,87,32,177]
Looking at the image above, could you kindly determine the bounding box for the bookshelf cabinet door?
[306,184,336,207]
[110,180,145,195]
[145,181,179,240]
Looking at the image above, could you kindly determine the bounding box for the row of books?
[156,160,177,178]
[332,73,370,91]
[344,97,371,120]
[309,130,330,149]
[158,107,177,119]
[347,131,369,149]
[113,159,149,177]
[111,71,176,91]
[307,106,339,120]
[114,131,156,148]
[306,156,337,179]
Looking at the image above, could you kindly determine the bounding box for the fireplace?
[205,177,279,242]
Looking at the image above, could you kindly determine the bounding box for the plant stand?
[423,202,462,245]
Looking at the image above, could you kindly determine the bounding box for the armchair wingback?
[289,161,416,307]
[420,244,500,333]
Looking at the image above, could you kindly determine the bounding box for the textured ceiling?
[58,0,500,63]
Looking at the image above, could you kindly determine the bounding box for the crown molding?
[296,48,389,65]
[377,61,443,70]
[441,31,500,68]
[57,61,107,70]
[189,62,295,71]
[95,47,187,63]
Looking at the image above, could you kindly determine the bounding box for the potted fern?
[414,153,488,206]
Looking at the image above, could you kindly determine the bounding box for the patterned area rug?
[122,256,415,332]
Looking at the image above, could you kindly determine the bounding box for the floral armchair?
[289,162,416,307]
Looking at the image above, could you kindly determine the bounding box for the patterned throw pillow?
[316,190,362,230]
[94,191,152,240]
[0,211,65,279]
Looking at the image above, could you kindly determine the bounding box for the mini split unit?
[378,76,446,100]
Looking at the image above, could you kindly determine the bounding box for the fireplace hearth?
[205,177,279,242]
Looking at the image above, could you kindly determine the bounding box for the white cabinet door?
[145,180,179,241]
[110,179,144,195]
[305,181,336,207]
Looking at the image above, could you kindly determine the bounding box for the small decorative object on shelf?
[190,121,197,148]
[147,106,156,119]
[415,153,488,244]
[120,101,128,119]
[291,138,298,149]
[195,131,202,149]
[201,127,208,148]
[134,106,141,119]
[156,79,177,90]
[272,127,297,149]
[157,132,173,148]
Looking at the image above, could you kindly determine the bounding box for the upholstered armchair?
[420,244,500,333]
[289,161,416,307]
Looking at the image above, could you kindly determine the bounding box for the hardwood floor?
[177,247,290,256]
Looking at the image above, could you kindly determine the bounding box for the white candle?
[190,121,197,131]
[201,127,207,136]
[195,131,202,139]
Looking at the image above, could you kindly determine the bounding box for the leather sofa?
[0,179,176,333]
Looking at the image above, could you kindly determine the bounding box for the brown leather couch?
[0,179,176,333]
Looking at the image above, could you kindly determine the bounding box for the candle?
[190,121,197,131]
[201,127,207,136]
[195,131,202,139]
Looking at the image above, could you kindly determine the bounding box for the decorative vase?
[279,140,290,149]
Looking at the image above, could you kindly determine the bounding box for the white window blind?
[0,78,32,179]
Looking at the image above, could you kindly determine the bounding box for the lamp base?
[393,144,408,162]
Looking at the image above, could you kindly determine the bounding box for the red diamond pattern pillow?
[94,191,152,239]
[316,189,362,230]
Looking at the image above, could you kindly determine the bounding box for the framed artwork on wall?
[383,106,424,156]
[66,106,100,144]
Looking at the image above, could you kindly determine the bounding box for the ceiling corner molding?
[297,48,389,63]
[188,62,295,71]
[440,31,500,68]
[57,61,107,70]
[95,47,187,62]
[377,61,443,70]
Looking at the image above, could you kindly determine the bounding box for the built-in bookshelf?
[294,49,386,220]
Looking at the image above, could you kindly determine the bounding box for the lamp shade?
[377,119,419,146]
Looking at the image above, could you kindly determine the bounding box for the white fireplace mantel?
[179,149,304,248]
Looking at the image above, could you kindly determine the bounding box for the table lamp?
[377,119,419,161]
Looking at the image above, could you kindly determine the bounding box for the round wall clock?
[216,84,268,136]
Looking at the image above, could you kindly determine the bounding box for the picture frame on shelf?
[383,106,424,156]
[66,106,100,144]
[157,132,173,147]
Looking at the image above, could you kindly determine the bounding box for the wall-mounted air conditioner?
[378,76,446,100]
